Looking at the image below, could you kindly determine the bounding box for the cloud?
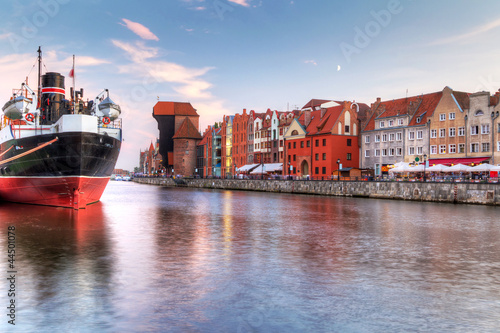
[112,40,214,99]
[0,33,10,40]
[228,0,251,7]
[120,18,159,41]
[304,60,317,66]
[429,17,500,46]
[70,56,111,66]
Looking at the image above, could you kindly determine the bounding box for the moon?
[337,65,341,71]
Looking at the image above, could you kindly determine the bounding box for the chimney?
[304,110,312,127]
[321,108,327,119]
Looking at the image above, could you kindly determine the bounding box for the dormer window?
[380,121,385,128]
[388,120,394,127]
[475,110,484,116]
[416,116,421,123]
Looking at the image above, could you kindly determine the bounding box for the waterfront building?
[232,109,249,171]
[139,140,163,175]
[284,100,361,179]
[427,87,470,165]
[361,92,441,176]
[247,111,255,164]
[221,115,234,177]
[153,102,200,169]
[172,117,202,177]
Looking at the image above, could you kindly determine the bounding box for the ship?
[0,47,122,209]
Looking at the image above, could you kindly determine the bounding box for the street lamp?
[337,158,341,181]
[423,154,427,182]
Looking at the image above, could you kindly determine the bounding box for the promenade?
[133,177,500,206]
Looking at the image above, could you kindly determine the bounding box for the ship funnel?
[41,72,65,124]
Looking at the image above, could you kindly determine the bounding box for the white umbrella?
[492,165,500,171]
[410,164,425,172]
[427,164,450,172]
[468,163,496,172]
[446,163,471,172]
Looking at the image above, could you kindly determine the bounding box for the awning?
[250,163,283,174]
[237,164,260,173]
[428,157,490,166]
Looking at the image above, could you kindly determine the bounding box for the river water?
[1,181,500,332]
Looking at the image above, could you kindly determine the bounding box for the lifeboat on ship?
[98,94,121,121]
[2,95,32,120]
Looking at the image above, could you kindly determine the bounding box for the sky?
[1,0,500,170]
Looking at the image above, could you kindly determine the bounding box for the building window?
[431,145,437,154]
[398,119,404,126]
[430,129,437,138]
[417,130,423,139]
[315,167,319,174]
[288,142,291,149]
[375,149,380,157]
[449,144,456,154]
[471,125,479,135]
[293,142,296,148]
[365,136,370,143]
[382,134,387,142]
[389,120,394,127]
[475,110,484,116]
[315,140,319,147]
[458,127,465,136]
[449,127,456,137]
[280,140,283,147]
[396,147,402,156]
[365,150,370,157]
[498,141,500,151]
[458,143,465,154]
[389,148,395,156]
[482,142,490,152]
[347,153,352,160]
[389,133,395,141]
[396,132,402,141]
[481,124,490,134]
[449,112,455,120]
[416,117,422,123]
[417,146,423,155]
[380,121,385,128]
[439,128,445,137]
[322,139,326,146]
[347,138,352,146]
[322,167,326,174]
[408,131,415,140]
[322,153,326,160]
[471,143,479,153]
[440,113,446,121]
[315,153,319,161]
[408,147,415,155]
[300,141,304,148]
[439,145,446,154]
[293,154,296,161]
[345,125,350,133]
[375,135,380,142]
[382,149,387,156]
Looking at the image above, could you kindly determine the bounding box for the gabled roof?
[172,117,202,140]
[153,101,199,117]
[363,92,442,131]
[451,91,470,111]
[301,99,331,110]
[305,104,345,135]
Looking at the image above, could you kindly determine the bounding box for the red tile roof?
[305,104,345,135]
[153,102,199,116]
[452,91,470,110]
[408,92,442,126]
[172,117,203,139]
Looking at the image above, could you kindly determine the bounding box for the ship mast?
[37,46,42,107]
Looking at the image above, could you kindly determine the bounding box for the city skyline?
[1,0,500,170]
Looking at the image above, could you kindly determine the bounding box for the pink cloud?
[120,18,159,41]
[228,0,251,7]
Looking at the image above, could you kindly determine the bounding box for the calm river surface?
[1,181,500,332]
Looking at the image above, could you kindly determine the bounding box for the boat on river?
[0,47,122,209]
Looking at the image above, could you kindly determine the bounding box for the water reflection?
[1,183,499,332]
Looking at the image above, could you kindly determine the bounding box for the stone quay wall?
[133,178,500,206]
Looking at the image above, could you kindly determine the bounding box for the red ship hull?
[0,176,110,209]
